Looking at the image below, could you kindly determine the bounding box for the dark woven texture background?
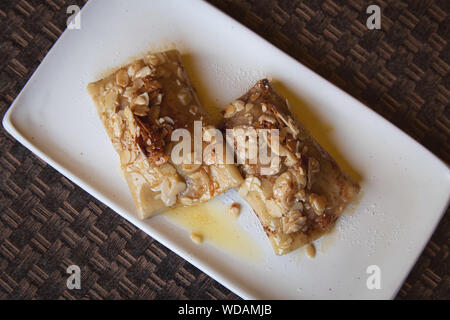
[0,0,448,299]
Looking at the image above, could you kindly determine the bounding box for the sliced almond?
[135,66,151,78]
[310,193,326,215]
[116,69,129,87]
[229,203,241,218]
[190,233,203,244]
[224,104,236,118]
[134,92,149,106]
[133,105,150,116]
[232,100,245,112]
[245,103,254,112]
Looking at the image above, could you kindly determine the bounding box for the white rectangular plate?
[3,0,450,299]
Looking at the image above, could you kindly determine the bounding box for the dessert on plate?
[223,79,360,255]
[87,50,243,219]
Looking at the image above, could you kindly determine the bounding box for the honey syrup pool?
[164,199,263,262]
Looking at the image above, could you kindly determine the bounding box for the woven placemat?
[0,0,448,300]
